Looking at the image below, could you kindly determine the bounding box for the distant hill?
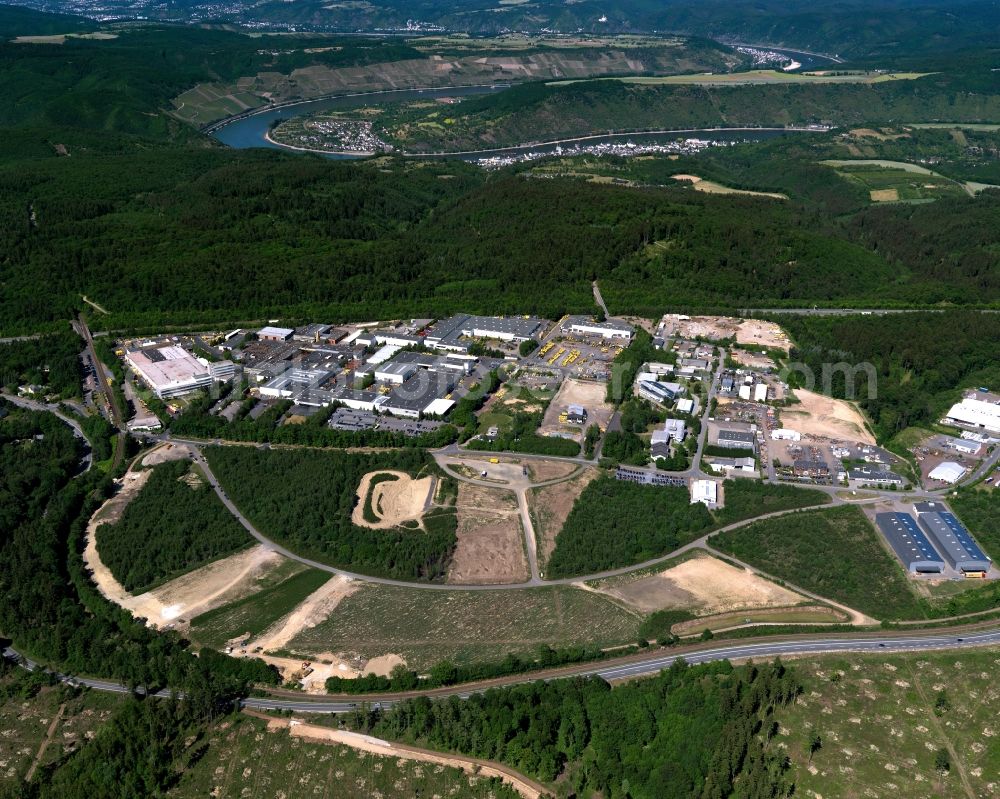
[8,0,1000,58]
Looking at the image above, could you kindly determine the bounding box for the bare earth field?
[781,388,875,444]
[730,348,779,371]
[527,460,579,482]
[351,470,433,529]
[672,174,788,200]
[595,554,805,615]
[447,483,529,585]
[140,441,194,467]
[660,314,791,352]
[539,378,614,437]
[529,467,599,568]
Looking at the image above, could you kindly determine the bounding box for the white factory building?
[125,345,215,399]
[771,428,801,441]
[928,461,967,484]
[564,316,634,341]
[690,479,719,507]
[946,397,1000,434]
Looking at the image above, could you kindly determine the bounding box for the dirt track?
[351,470,434,529]
[251,711,549,798]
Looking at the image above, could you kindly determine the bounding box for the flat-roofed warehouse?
[125,345,213,399]
[875,512,945,574]
[945,397,1000,434]
[914,501,992,574]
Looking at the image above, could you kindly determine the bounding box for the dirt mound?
[352,470,434,529]
[604,554,804,615]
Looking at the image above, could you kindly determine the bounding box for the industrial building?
[753,383,768,402]
[676,398,695,415]
[874,512,945,574]
[690,479,719,507]
[258,326,294,342]
[615,467,686,487]
[771,428,801,441]
[423,314,547,351]
[940,435,982,455]
[714,429,757,452]
[208,360,236,380]
[946,397,1000,434]
[704,455,757,476]
[637,380,684,405]
[848,466,904,487]
[563,315,634,341]
[914,502,991,574]
[125,345,214,399]
[374,361,419,385]
[258,367,331,400]
[928,461,967,484]
[565,404,588,424]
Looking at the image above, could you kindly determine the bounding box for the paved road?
[12,624,996,715]
[1,393,94,473]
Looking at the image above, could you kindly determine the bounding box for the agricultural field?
[711,505,927,620]
[782,650,1000,799]
[0,671,121,787]
[189,569,333,650]
[167,713,520,799]
[283,583,640,670]
[825,161,968,203]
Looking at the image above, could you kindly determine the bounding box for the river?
[211,84,820,163]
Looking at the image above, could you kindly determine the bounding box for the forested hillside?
[781,311,1000,441]
[379,65,1000,152]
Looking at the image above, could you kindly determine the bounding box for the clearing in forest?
[781,388,875,443]
[447,482,529,585]
[352,470,434,529]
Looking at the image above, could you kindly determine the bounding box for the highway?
[10,625,1000,715]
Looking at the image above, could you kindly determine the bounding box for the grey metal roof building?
[875,512,945,573]
[716,429,757,449]
[914,502,991,573]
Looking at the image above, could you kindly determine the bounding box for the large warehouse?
[875,512,945,574]
[914,502,991,574]
[125,345,213,399]
[945,397,1000,434]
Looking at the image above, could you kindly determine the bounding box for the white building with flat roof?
[258,326,294,342]
[690,479,719,507]
[946,397,1000,434]
[125,345,213,399]
[928,461,967,484]
[565,316,634,341]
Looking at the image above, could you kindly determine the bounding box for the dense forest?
[202,446,457,580]
[355,658,800,798]
[546,475,826,577]
[0,330,83,395]
[0,403,279,709]
[96,459,252,593]
[779,311,1000,442]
